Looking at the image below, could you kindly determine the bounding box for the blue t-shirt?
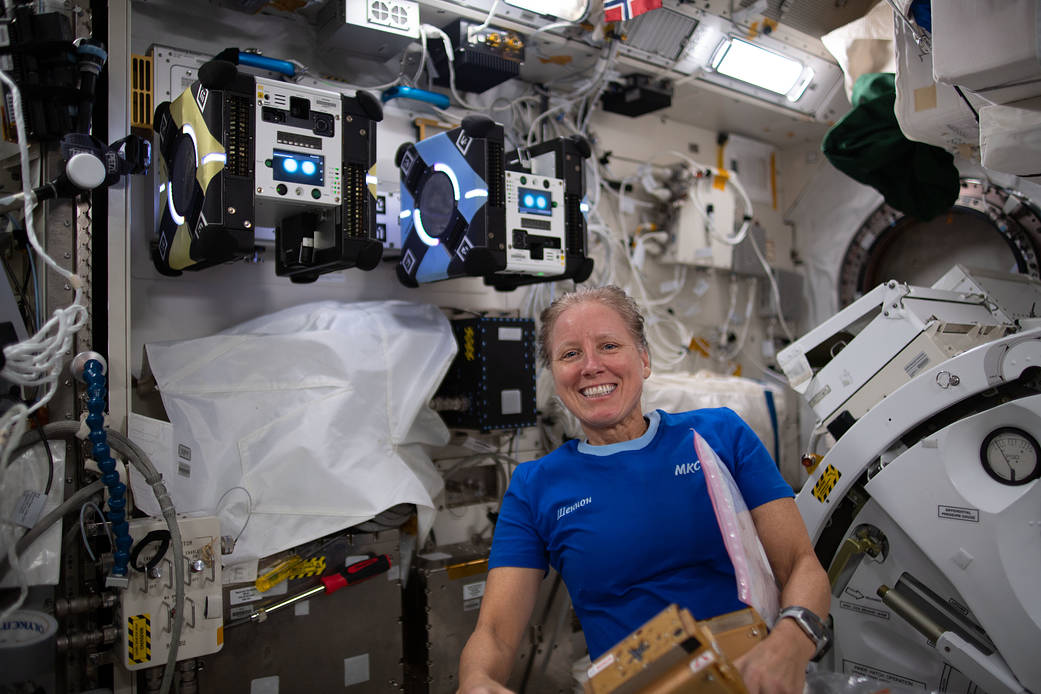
[489,407,793,659]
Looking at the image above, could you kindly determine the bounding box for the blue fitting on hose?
[237,51,296,77]
[83,358,133,578]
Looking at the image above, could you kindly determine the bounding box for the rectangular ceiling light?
[710,37,813,101]
[503,0,588,22]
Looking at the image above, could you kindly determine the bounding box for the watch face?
[980,427,1041,486]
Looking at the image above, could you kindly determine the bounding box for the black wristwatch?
[777,606,832,661]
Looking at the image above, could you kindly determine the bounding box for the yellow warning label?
[714,144,729,191]
[812,464,841,504]
[687,337,711,358]
[713,170,729,192]
[217,625,224,646]
[285,556,326,581]
[127,614,152,665]
[463,326,476,361]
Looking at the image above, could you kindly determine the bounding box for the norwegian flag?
[604,0,662,22]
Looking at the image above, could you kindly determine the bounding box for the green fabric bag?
[822,72,960,220]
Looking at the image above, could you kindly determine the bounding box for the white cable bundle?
[0,71,89,416]
[0,404,29,620]
[0,69,90,620]
[1,289,88,411]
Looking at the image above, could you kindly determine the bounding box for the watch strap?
[777,606,831,661]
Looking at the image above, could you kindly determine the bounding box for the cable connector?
[104,573,130,589]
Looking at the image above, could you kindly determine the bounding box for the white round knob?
[66,152,106,190]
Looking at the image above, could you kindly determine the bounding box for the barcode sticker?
[10,490,46,528]
[462,581,485,601]
[778,349,813,391]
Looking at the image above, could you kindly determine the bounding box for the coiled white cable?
[0,69,90,619]
[0,70,89,419]
[746,226,795,341]
[665,149,753,247]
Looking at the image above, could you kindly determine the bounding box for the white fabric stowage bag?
[980,98,1041,178]
[131,301,457,563]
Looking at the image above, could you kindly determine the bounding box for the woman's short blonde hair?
[537,285,649,367]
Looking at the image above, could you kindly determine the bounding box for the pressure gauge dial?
[979,427,1041,486]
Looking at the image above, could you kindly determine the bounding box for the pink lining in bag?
[693,428,780,626]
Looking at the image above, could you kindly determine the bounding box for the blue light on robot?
[283,158,299,173]
[301,160,317,176]
[535,195,547,209]
[523,194,535,208]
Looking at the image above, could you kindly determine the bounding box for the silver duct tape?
[0,610,58,684]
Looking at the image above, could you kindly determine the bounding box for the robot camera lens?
[313,114,333,135]
[290,96,310,120]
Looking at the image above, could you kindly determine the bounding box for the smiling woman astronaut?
[456,285,831,694]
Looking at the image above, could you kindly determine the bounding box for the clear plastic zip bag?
[693,428,780,626]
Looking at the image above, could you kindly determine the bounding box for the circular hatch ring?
[838,179,1041,307]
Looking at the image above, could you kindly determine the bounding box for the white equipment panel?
[778,277,1018,431]
[814,394,1041,694]
[254,77,344,224]
[317,0,420,60]
[119,516,224,671]
[503,170,566,276]
[668,183,736,269]
[788,267,1041,694]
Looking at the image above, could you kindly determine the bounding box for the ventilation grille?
[368,0,410,28]
[343,163,368,238]
[565,193,584,254]
[487,141,504,208]
[457,50,521,76]
[131,54,153,130]
[625,8,698,62]
[224,94,253,178]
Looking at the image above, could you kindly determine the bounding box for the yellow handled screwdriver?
[254,533,344,592]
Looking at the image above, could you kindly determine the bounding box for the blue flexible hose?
[82,359,132,576]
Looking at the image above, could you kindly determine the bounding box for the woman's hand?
[733,618,816,694]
